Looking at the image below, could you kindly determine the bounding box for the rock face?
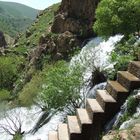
[102,123,140,140]
[39,31,80,60]
[0,31,7,48]
[44,0,100,60]
[51,0,99,38]
[27,0,100,67]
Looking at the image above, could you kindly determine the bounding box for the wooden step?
[117,71,140,90]
[96,90,117,123]
[49,131,58,140]
[106,81,129,105]
[128,61,140,79]
[67,116,81,140]
[96,90,116,110]
[76,108,92,126]
[58,124,69,140]
[76,108,93,140]
[86,99,104,120]
[86,99,104,140]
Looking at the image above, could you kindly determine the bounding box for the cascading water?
[105,92,140,132]
[0,35,122,140]
[70,35,123,98]
[119,93,140,130]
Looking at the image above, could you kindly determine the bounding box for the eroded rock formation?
[39,31,80,60]
[39,0,100,60]
[52,0,99,38]
[25,0,100,74]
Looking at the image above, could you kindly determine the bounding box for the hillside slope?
[0,1,38,37]
[14,4,59,53]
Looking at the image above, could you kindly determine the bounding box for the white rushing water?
[105,92,140,132]
[70,35,122,98]
[0,35,123,140]
[119,93,140,130]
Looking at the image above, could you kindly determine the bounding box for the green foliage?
[13,134,22,140]
[115,95,139,129]
[0,1,38,19]
[18,60,84,113]
[0,89,10,101]
[0,1,38,37]
[109,35,139,79]
[38,61,83,113]
[0,55,24,90]
[19,73,42,106]
[0,16,33,37]
[94,0,140,37]
[17,4,59,50]
[127,96,139,116]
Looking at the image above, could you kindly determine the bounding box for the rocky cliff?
[40,0,100,60]
[11,1,101,94]
[15,0,100,61]
[52,0,99,38]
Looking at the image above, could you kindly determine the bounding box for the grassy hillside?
[0,1,38,37]
[0,1,38,19]
[14,3,59,53]
[0,3,60,101]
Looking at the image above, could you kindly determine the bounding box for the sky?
[0,0,61,10]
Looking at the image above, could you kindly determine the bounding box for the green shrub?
[115,95,139,129]
[109,35,139,79]
[13,134,22,140]
[19,72,42,107]
[127,96,139,116]
[38,61,84,113]
[0,55,24,90]
[94,0,140,37]
[0,89,10,101]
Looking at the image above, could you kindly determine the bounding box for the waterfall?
[0,35,123,140]
[105,92,140,132]
[119,93,140,130]
[70,35,122,98]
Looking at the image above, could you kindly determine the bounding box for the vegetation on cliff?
[14,4,59,54]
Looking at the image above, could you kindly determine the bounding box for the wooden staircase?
[48,61,140,140]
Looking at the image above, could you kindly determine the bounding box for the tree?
[37,61,84,114]
[0,109,25,140]
[31,61,84,132]
[0,55,24,90]
[94,0,140,37]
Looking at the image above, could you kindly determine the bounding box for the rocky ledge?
[102,123,140,140]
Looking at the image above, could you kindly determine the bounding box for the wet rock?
[91,69,107,87]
